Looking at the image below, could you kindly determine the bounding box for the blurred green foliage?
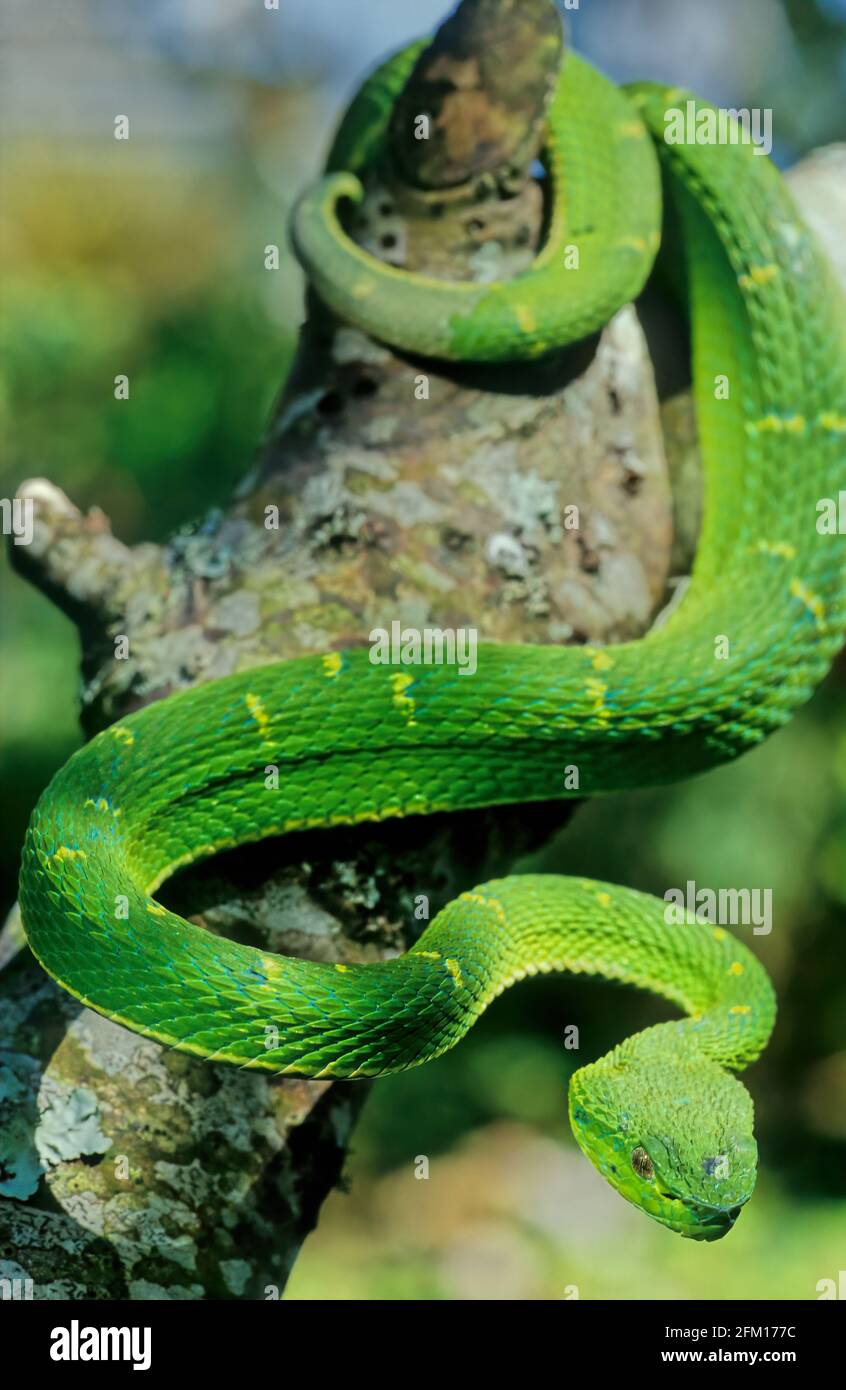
[2,0,845,1301]
[0,149,291,911]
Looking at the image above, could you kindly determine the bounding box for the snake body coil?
[19,44,846,1240]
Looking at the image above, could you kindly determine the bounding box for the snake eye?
[631,1146,655,1180]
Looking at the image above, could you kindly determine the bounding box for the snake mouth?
[656,1196,745,1241]
[690,1203,744,1242]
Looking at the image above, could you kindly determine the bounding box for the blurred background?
[2,0,845,1299]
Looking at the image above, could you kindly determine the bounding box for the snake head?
[568,1027,759,1240]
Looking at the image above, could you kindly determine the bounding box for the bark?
[1,0,843,1299]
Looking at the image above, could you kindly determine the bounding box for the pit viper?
[19,41,846,1241]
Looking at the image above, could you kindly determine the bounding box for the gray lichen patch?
[34,1081,111,1168]
[0,1052,43,1200]
[206,589,262,637]
[0,1204,128,1299]
[0,982,355,1296]
[129,1278,206,1300]
[220,1258,253,1295]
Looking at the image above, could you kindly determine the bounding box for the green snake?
[19,40,846,1242]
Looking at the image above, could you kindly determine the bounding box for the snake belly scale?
[19,41,846,1239]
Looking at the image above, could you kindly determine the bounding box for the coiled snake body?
[19,43,846,1239]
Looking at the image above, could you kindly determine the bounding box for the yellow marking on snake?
[390,672,417,726]
[514,304,538,334]
[739,264,779,290]
[819,411,846,433]
[112,727,134,747]
[84,797,121,816]
[51,846,87,865]
[335,963,349,973]
[596,891,612,909]
[284,807,380,833]
[462,892,504,920]
[416,950,441,960]
[747,414,806,435]
[728,961,744,976]
[730,1005,752,1016]
[352,279,376,300]
[585,677,611,725]
[790,578,826,628]
[713,928,727,942]
[147,902,167,917]
[756,540,796,560]
[322,651,343,679]
[245,691,272,739]
[445,958,463,989]
[587,648,615,672]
